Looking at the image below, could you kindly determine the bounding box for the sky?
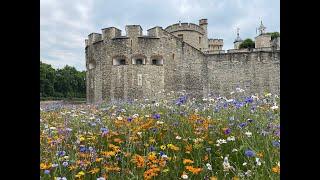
[40,0,280,71]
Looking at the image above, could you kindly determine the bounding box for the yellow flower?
[88,168,100,174]
[232,176,240,180]
[95,158,103,162]
[272,165,280,174]
[183,159,194,164]
[79,136,85,141]
[149,137,156,144]
[68,165,77,171]
[148,152,157,162]
[40,163,51,170]
[160,145,166,150]
[257,152,264,158]
[210,176,218,180]
[185,166,202,174]
[75,171,85,178]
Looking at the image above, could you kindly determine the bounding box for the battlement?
[147,26,162,37]
[101,27,122,40]
[88,33,102,45]
[165,23,205,34]
[125,25,143,37]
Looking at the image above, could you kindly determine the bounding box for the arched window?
[112,55,128,65]
[150,55,164,66]
[132,54,146,65]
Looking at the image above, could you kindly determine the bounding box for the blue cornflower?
[245,97,254,103]
[159,151,164,156]
[57,151,66,157]
[150,146,155,152]
[79,146,86,153]
[44,170,50,174]
[224,128,231,135]
[100,127,109,134]
[239,122,247,128]
[153,114,161,119]
[127,117,133,122]
[272,140,280,148]
[245,150,255,157]
[247,119,254,123]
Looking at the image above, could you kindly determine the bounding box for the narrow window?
[178,34,183,40]
[120,59,126,65]
[136,59,143,65]
[152,59,157,65]
[172,53,175,60]
[199,37,201,44]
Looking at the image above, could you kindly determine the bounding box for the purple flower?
[247,119,254,123]
[153,114,161,119]
[149,146,155,152]
[272,140,280,148]
[159,151,164,156]
[176,96,187,105]
[224,128,231,135]
[101,127,109,136]
[44,170,50,174]
[62,161,68,167]
[57,151,66,157]
[79,145,86,153]
[127,117,133,122]
[239,122,247,128]
[245,150,255,157]
[245,97,253,103]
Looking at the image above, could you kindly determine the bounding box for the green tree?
[267,32,280,40]
[239,38,255,49]
[40,61,86,99]
[40,61,56,97]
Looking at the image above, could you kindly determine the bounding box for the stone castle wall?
[86,26,280,103]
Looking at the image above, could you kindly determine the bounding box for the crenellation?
[86,19,280,103]
[102,27,122,40]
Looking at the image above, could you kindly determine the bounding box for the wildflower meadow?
[40,89,280,180]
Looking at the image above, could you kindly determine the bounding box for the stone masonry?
[85,19,280,103]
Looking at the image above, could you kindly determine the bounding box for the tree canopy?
[267,32,280,40]
[40,61,86,98]
[239,38,255,49]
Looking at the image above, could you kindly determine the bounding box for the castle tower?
[234,28,243,49]
[255,20,271,48]
[199,19,208,51]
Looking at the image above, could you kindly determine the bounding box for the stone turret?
[199,19,208,51]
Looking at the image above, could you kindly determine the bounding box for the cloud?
[40,0,279,70]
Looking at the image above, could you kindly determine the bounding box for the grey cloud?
[41,0,279,70]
